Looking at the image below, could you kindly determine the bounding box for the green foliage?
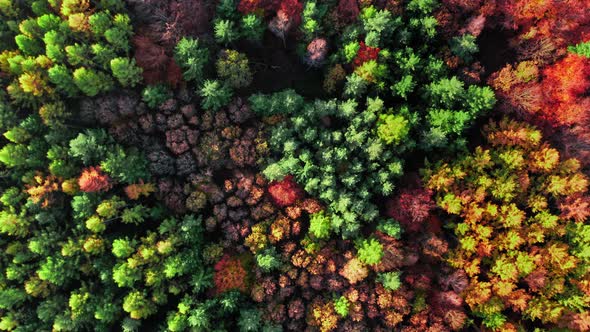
[377,112,410,145]
[334,296,349,317]
[73,67,113,97]
[255,248,280,272]
[378,271,402,291]
[214,19,239,45]
[174,37,209,82]
[100,146,149,184]
[356,238,383,265]
[568,41,590,58]
[199,80,233,111]
[0,0,134,119]
[238,308,261,332]
[450,34,479,63]
[216,49,252,89]
[69,129,112,165]
[142,84,172,109]
[110,57,142,87]
[122,291,157,320]
[425,118,590,326]
[376,218,402,239]
[241,14,264,42]
[262,94,407,237]
[48,64,79,97]
[249,89,304,116]
[308,211,331,239]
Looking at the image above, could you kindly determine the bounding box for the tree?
[569,41,590,58]
[309,211,331,239]
[214,20,239,45]
[377,113,411,145]
[78,166,112,192]
[216,49,252,89]
[199,80,233,111]
[142,84,172,109]
[72,67,113,97]
[174,37,209,82]
[425,118,590,329]
[110,57,142,87]
[240,14,265,42]
[449,34,478,63]
[122,291,156,320]
[267,175,303,207]
[356,238,383,265]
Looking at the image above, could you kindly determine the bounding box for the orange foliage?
[78,166,112,193]
[25,173,60,208]
[497,0,590,49]
[541,53,590,126]
[124,180,156,200]
[213,254,249,294]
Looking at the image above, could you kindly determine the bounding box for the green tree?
[450,34,479,63]
[142,84,172,109]
[241,14,264,42]
[309,211,331,239]
[214,20,238,45]
[122,291,157,320]
[72,67,113,97]
[199,80,232,111]
[110,57,142,87]
[174,37,209,82]
[355,238,383,265]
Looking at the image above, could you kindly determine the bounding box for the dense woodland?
[0,0,589,331]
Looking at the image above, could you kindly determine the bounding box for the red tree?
[353,42,380,68]
[541,53,590,126]
[267,175,304,207]
[336,0,359,24]
[214,254,249,294]
[385,185,435,233]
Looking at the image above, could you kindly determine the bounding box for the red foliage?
[133,35,181,87]
[559,195,590,223]
[170,0,211,37]
[78,166,112,193]
[497,0,590,48]
[336,0,360,24]
[541,54,590,126]
[238,0,280,14]
[279,0,303,26]
[353,42,380,68]
[386,186,435,232]
[489,55,590,171]
[214,254,249,294]
[267,175,304,207]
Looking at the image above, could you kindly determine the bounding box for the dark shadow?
[236,31,327,99]
[477,27,518,78]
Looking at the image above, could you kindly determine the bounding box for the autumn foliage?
[353,42,380,68]
[267,175,304,207]
[425,118,590,330]
[78,166,112,193]
[214,254,250,294]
